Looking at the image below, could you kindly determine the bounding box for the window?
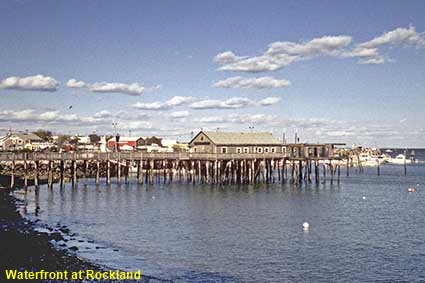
[244,147,249,153]
[271,147,276,153]
[221,147,227,154]
[257,147,263,153]
[264,147,269,153]
[282,147,286,155]
[237,147,242,154]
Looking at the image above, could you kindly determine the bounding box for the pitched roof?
[201,131,282,145]
[11,132,44,142]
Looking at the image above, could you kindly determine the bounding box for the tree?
[89,134,100,145]
[56,135,70,151]
[32,129,52,142]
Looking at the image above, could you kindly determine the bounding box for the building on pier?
[189,131,283,154]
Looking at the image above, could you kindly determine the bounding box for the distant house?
[1,132,47,151]
[188,131,283,154]
[107,136,144,151]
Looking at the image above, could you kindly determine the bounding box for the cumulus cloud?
[343,26,425,64]
[215,26,425,70]
[89,82,145,95]
[259,97,281,106]
[66,79,87,88]
[0,75,59,91]
[213,76,290,89]
[66,78,159,96]
[189,97,255,109]
[359,26,424,49]
[0,109,79,123]
[189,96,281,110]
[133,96,195,110]
[216,35,352,72]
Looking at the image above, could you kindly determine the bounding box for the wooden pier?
[0,151,345,189]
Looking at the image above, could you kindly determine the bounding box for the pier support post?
[10,159,15,189]
[60,160,64,188]
[96,161,100,185]
[106,160,111,185]
[34,161,39,188]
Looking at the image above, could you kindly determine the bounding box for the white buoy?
[303,222,310,229]
[152,196,156,199]
[362,196,366,200]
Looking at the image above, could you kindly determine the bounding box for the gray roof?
[202,131,282,145]
[12,132,44,142]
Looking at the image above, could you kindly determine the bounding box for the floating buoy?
[407,188,416,192]
[303,222,310,229]
[152,196,156,199]
[362,196,366,200]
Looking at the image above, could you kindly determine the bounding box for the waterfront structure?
[189,131,283,154]
[107,136,144,151]
[0,132,47,151]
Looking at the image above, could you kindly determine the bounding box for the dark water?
[16,164,425,282]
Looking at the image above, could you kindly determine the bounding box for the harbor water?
[15,163,425,282]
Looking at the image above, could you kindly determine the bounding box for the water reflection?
[14,165,425,283]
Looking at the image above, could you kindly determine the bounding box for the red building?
[107,136,144,151]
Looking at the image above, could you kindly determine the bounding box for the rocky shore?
[0,177,165,283]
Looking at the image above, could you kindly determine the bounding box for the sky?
[1,0,425,147]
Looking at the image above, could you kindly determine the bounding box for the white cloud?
[358,26,424,49]
[93,110,112,119]
[216,35,352,72]
[0,75,59,91]
[0,109,79,123]
[259,97,281,106]
[343,26,425,64]
[132,96,195,110]
[167,111,190,118]
[89,82,145,96]
[189,97,255,109]
[120,121,154,130]
[267,35,352,57]
[66,79,87,88]
[214,51,246,64]
[66,78,159,96]
[215,27,425,70]
[189,96,280,109]
[213,76,290,89]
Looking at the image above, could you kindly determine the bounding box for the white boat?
[358,152,381,166]
[388,154,412,165]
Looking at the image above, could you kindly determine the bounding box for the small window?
[282,147,286,154]
[271,147,276,153]
[193,148,197,152]
[243,147,249,153]
[236,147,242,154]
[257,147,263,153]
[264,147,269,153]
[200,136,204,141]
[221,147,227,154]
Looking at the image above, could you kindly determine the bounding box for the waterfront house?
[1,132,46,151]
[188,131,283,154]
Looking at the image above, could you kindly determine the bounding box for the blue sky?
[1,0,425,147]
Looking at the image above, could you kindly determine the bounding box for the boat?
[388,154,412,165]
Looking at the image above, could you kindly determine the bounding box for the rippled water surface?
[17,164,425,282]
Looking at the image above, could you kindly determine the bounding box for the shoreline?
[0,176,165,283]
